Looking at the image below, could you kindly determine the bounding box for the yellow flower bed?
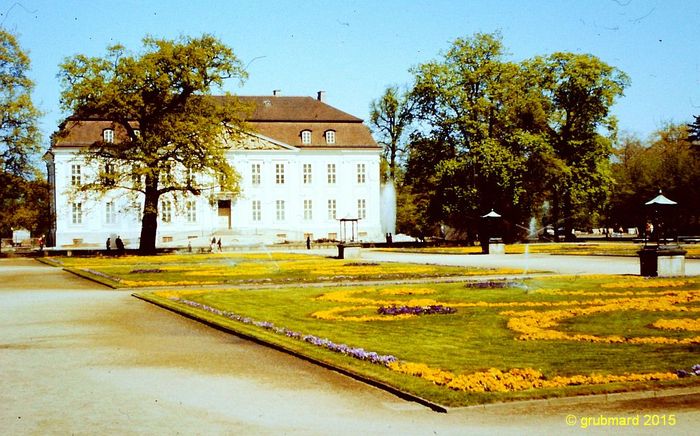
[313,306,416,322]
[601,279,687,289]
[183,263,272,277]
[379,287,436,296]
[120,280,207,287]
[152,289,209,299]
[502,292,700,344]
[313,286,641,322]
[388,361,678,393]
[652,318,700,331]
[316,288,439,306]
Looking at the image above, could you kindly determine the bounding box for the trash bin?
[638,247,687,277]
[638,247,658,277]
[337,243,345,259]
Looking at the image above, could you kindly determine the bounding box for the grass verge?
[46,251,523,288]
[134,275,700,408]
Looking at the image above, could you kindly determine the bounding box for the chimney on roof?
[273,89,281,96]
[317,90,326,102]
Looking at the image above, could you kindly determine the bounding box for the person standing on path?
[115,236,124,255]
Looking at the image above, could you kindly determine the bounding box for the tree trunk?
[551,191,561,242]
[139,179,159,255]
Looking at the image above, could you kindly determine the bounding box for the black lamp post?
[639,190,686,277]
[481,209,502,254]
[644,190,677,247]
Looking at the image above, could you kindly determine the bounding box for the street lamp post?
[481,209,505,255]
[638,190,686,277]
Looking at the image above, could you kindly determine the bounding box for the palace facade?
[44,92,384,248]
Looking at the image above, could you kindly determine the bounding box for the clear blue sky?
[3,0,699,145]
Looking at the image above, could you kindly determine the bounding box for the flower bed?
[676,364,700,378]
[130,268,164,274]
[465,280,523,288]
[168,296,683,394]
[175,298,397,366]
[377,305,456,316]
[388,361,677,393]
[501,291,700,345]
[137,275,700,406]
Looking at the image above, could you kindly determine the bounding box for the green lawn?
[46,251,522,288]
[136,275,700,407]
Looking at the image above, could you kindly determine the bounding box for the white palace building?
[44,92,386,249]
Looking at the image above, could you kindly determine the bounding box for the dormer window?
[301,130,312,145]
[103,129,114,143]
[325,130,336,144]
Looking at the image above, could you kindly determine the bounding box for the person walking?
[217,238,222,252]
[115,236,124,255]
[106,237,111,251]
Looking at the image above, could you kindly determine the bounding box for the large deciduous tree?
[407,33,549,244]
[58,34,248,254]
[535,53,629,239]
[0,28,45,241]
[395,33,627,243]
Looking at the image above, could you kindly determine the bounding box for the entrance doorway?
[217,200,231,229]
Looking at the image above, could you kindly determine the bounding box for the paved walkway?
[308,248,700,276]
[1,257,699,434]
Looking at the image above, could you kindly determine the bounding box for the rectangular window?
[328,199,336,220]
[103,163,116,187]
[276,200,285,221]
[357,198,366,219]
[252,200,261,221]
[185,200,197,223]
[357,163,366,184]
[105,201,116,225]
[303,163,312,184]
[251,163,261,185]
[159,162,172,186]
[304,199,313,220]
[327,163,336,184]
[71,202,82,224]
[103,129,114,143]
[161,200,172,223]
[275,163,285,184]
[186,168,196,185]
[71,164,81,186]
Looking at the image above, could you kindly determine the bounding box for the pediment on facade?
[227,132,297,151]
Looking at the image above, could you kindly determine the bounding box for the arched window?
[324,130,336,144]
[301,130,312,145]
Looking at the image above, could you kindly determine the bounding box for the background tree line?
[1,28,51,246]
[370,32,700,243]
[2,27,700,249]
[609,124,700,236]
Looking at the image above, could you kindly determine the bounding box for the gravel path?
[1,257,698,435]
[316,248,700,276]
